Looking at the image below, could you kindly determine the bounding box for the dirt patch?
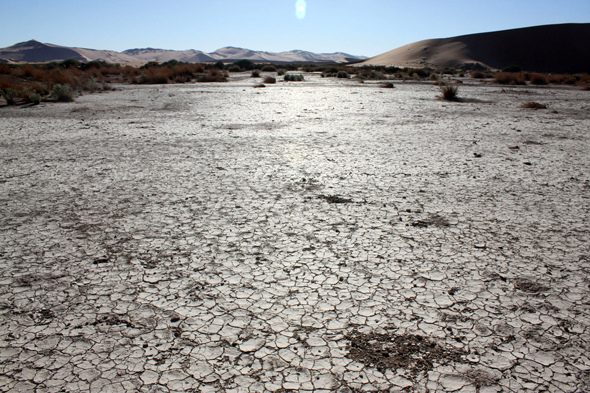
[464,368,500,388]
[318,195,353,204]
[345,330,468,376]
[411,214,450,228]
[513,278,549,293]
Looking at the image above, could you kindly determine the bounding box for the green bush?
[277,69,286,76]
[284,74,304,82]
[261,65,276,72]
[228,65,241,72]
[337,71,349,79]
[251,70,260,77]
[233,59,254,70]
[29,92,41,105]
[51,84,75,102]
[1,88,17,105]
[59,58,81,68]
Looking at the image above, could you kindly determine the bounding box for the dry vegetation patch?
[439,82,459,101]
[345,330,468,376]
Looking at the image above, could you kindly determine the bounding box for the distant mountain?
[361,23,590,74]
[0,40,367,64]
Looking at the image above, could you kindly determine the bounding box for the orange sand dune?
[362,23,590,73]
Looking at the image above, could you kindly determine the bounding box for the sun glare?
[295,0,306,19]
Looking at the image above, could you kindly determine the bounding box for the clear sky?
[1,0,589,57]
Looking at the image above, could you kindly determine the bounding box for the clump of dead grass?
[380,82,395,88]
[439,82,459,101]
[263,76,276,84]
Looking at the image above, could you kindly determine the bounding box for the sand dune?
[0,41,367,64]
[362,23,590,73]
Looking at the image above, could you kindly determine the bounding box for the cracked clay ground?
[1,74,589,392]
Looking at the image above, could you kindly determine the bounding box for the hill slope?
[362,23,590,73]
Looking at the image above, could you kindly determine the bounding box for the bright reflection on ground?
[296,0,306,19]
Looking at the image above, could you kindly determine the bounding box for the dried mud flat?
[1,75,589,393]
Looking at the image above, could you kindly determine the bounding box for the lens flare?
[295,0,306,19]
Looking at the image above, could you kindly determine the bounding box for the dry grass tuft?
[521,102,547,109]
[380,82,395,88]
[439,82,459,101]
[263,76,276,84]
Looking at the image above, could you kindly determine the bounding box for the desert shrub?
[502,65,522,73]
[471,71,485,79]
[51,84,75,102]
[407,68,430,78]
[521,102,546,109]
[85,77,102,92]
[430,74,439,81]
[439,82,459,101]
[529,73,547,85]
[545,74,578,85]
[261,65,276,72]
[357,70,388,80]
[494,72,526,85]
[233,59,254,70]
[228,65,241,72]
[214,61,225,70]
[1,88,17,105]
[277,69,286,76]
[197,69,228,82]
[263,76,276,84]
[59,58,81,68]
[29,92,41,105]
[22,65,47,79]
[381,82,395,88]
[284,74,304,82]
[0,64,11,75]
[136,68,171,84]
[337,71,349,79]
[251,70,260,77]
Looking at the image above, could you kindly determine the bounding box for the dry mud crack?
[1,76,589,392]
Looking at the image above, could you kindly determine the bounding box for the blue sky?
[1,0,589,57]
